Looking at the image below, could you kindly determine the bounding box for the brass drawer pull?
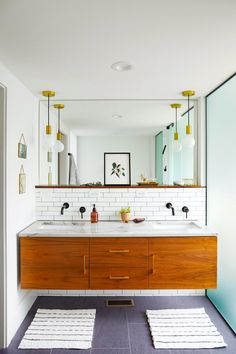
[109,249,130,253]
[83,255,87,275]
[109,276,130,280]
[152,254,155,274]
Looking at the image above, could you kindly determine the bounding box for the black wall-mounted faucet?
[79,206,86,219]
[182,206,189,219]
[166,202,175,216]
[61,202,69,215]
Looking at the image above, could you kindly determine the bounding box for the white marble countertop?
[19,220,217,237]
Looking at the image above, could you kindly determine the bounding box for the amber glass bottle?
[91,204,98,223]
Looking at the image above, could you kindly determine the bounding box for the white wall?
[0,61,38,345]
[77,136,155,185]
[0,84,6,347]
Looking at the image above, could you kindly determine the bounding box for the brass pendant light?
[53,104,65,153]
[170,103,182,152]
[42,90,56,148]
[182,90,195,148]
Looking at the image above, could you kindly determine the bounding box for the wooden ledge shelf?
[35,185,204,189]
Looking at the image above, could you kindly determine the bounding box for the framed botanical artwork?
[18,134,27,159]
[104,152,131,186]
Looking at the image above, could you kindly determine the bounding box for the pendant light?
[182,90,195,148]
[171,103,182,152]
[53,104,65,153]
[42,90,56,148]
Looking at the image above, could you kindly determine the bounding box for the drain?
[106,299,134,307]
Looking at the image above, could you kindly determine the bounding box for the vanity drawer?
[90,237,148,267]
[90,265,148,289]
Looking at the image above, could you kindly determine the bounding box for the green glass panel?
[207,74,236,333]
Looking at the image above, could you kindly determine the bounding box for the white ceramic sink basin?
[39,221,87,230]
[150,221,201,231]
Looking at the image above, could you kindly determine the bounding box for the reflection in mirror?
[38,100,197,186]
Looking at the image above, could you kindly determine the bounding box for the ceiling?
[40,99,195,136]
[0,0,236,100]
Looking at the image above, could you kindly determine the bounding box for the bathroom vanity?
[19,221,217,290]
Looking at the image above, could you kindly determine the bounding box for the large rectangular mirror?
[38,99,198,186]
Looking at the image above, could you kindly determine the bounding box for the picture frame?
[19,165,26,194]
[104,152,131,186]
[18,133,27,159]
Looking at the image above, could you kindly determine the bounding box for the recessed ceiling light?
[111,61,133,71]
[112,114,123,119]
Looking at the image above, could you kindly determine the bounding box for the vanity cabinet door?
[149,237,217,289]
[90,237,149,289]
[20,237,89,289]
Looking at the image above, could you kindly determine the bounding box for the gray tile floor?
[0,296,235,354]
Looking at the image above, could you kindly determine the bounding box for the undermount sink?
[150,221,201,231]
[39,221,87,230]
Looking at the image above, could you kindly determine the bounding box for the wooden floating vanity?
[20,235,217,290]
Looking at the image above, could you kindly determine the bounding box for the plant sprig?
[119,207,131,214]
[111,162,125,178]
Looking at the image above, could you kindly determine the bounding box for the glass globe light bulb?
[173,139,182,152]
[182,134,195,148]
[45,133,55,148]
[54,140,64,153]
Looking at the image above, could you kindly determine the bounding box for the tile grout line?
[126,309,132,354]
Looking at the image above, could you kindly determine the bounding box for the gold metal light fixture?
[182,90,195,148]
[170,103,182,152]
[42,90,56,148]
[53,104,65,153]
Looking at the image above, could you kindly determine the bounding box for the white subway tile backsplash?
[36,187,206,224]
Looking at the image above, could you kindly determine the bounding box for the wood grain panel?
[90,237,148,267]
[90,265,148,289]
[20,237,89,289]
[149,237,217,289]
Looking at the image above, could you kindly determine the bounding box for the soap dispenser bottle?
[91,204,98,223]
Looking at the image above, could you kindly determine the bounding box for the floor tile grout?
[126,310,132,354]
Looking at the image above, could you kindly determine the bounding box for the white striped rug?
[146,308,227,349]
[18,308,96,349]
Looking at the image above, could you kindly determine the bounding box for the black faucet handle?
[79,206,86,219]
[166,202,173,209]
[182,206,189,219]
[166,202,175,216]
[60,202,70,215]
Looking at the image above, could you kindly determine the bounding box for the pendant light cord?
[175,107,178,133]
[58,108,60,132]
[187,94,190,125]
[47,95,50,126]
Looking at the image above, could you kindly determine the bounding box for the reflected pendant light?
[171,103,182,152]
[42,90,56,149]
[182,90,195,148]
[53,104,65,153]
